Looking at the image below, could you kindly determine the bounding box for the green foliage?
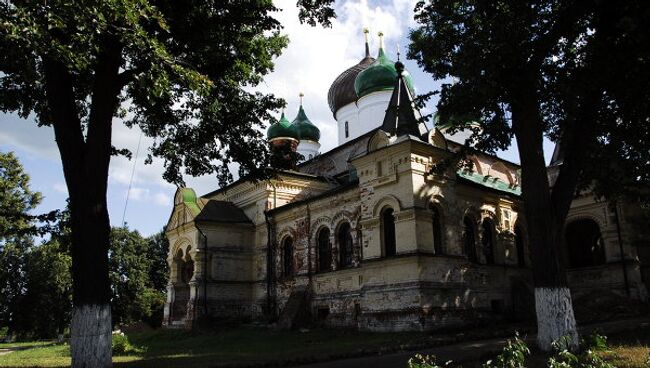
[109,226,171,328]
[110,226,163,327]
[407,333,619,368]
[0,152,41,239]
[111,331,142,355]
[297,0,336,27]
[146,229,170,293]
[482,334,530,368]
[17,241,72,339]
[409,0,650,199]
[408,354,451,368]
[583,333,609,352]
[0,0,331,186]
[0,238,30,336]
[549,333,615,368]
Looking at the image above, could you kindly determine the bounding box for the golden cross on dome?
[378,31,385,49]
[299,92,304,105]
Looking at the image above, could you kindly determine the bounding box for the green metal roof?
[456,170,521,196]
[267,112,300,140]
[180,188,202,215]
[354,47,415,98]
[292,105,320,142]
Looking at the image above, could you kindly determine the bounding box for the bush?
[408,354,452,368]
[483,333,530,368]
[111,331,141,355]
[408,332,617,368]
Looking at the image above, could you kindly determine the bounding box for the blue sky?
[0,0,554,237]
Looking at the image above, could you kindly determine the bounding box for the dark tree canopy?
[0,0,296,186]
[409,0,650,200]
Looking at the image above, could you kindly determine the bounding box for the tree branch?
[527,0,585,68]
[85,35,124,192]
[43,57,86,193]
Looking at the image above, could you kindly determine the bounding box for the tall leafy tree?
[0,237,32,338]
[409,0,650,350]
[0,151,40,337]
[0,1,334,366]
[18,240,73,339]
[146,229,170,293]
[0,152,41,238]
[109,227,157,327]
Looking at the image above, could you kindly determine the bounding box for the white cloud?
[127,187,149,202]
[153,192,171,207]
[53,182,68,194]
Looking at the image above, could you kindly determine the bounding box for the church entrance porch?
[166,247,195,327]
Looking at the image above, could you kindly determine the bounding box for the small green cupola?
[292,93,320,142]
[354,32,415,98]
[267,111,300,142]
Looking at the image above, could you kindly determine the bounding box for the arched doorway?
[172,247,193,321]
[565,219,606,268]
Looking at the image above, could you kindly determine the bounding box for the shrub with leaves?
[483,334,530,368]
[548,333,615,368]
[407,333,618,368]
[408,354,452,368]
[111,331,141,355]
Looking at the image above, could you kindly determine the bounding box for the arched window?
[431,206,444,254]
[317,228,331,272]
[515,225,526,267]
[382,207,396,257]
[345,121,349,138]
[565,219,606,268]
[282,237,294,277]
[481,219,495,265]
[338,222,353,268]
[463,217,477,262]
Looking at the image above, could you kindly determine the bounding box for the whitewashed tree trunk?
[535,287,579,351]
[70,304,112,368]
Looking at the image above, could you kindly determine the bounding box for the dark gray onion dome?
[327,38,375,115]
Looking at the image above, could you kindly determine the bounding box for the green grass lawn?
[0,341,53,350]
[0,327,430,367]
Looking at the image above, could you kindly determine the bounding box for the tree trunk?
[44,34,122,367]
[511,94,579,351]
[68,188,112,368]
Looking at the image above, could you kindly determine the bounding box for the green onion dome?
[267,112,299,141]
[292,105,320,142]
[354,46,415,99]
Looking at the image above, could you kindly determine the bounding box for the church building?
[163,31,649,331]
